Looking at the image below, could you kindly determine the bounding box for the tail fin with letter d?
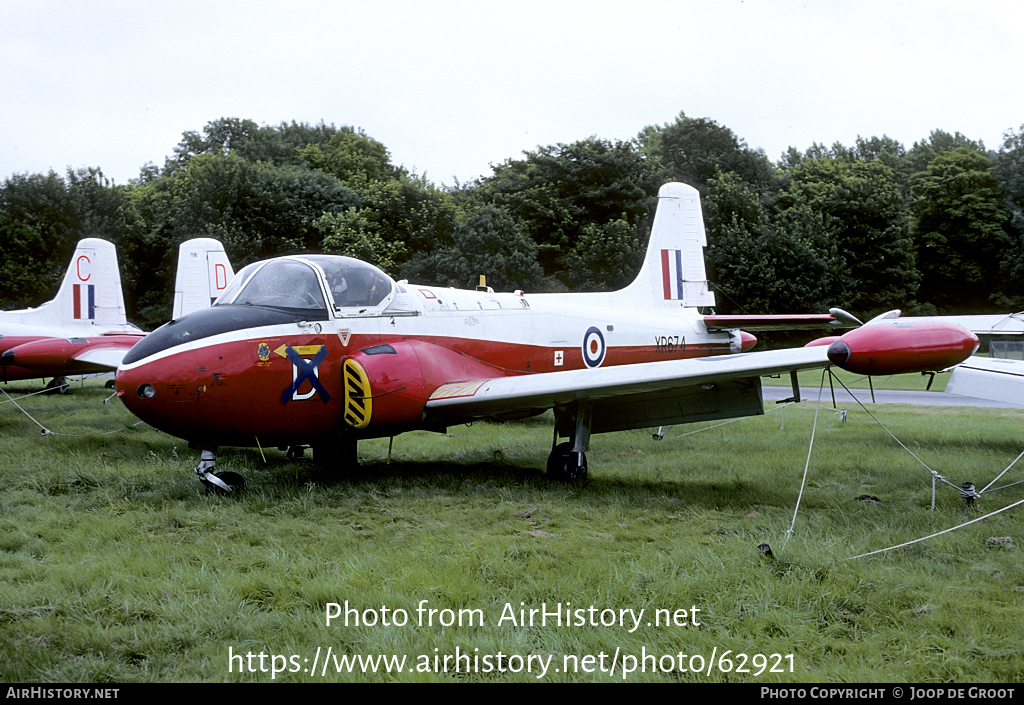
[172,238,235,319]
[618,182,715,310]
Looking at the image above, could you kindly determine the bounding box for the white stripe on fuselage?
[119,291,718,372]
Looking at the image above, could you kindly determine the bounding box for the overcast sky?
[2,0,1022,187]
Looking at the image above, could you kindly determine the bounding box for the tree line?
[2,113,1023,332]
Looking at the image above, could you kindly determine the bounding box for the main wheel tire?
[546,442,588,482]
[314,439,358,469]
[43,377,69,394]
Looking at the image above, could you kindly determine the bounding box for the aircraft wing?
[424,346,830,432]
[945,356,1024,407]
[72,344,136,369]
[892,312,1024,335]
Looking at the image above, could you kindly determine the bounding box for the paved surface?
[761,386,1023,409]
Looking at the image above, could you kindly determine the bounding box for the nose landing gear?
[194,449,244,494]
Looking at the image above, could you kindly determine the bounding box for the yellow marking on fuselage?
[274,344,325,358]
[428,380,487,400]
[343,358,372,429]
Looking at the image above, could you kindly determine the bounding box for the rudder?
[172,238,235,319]
[25,238,130,328]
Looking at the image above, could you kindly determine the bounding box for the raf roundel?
[582,326,606,368]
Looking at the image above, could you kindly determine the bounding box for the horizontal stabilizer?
[704,314,837,331]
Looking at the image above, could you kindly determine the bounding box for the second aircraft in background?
[1,238,233,391]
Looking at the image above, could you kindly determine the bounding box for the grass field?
[785,366,953,393]
[2,376,1023,683]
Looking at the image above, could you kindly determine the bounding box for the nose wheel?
[202,471,245,495]
[194,450,244,494]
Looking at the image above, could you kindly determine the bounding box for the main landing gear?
[547,442,588,482]
[547,403,591,482]
[43,377,69,394]
[194,449,244,495]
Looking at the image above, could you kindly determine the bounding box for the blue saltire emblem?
[280,345,331,405]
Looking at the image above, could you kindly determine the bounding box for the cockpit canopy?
[304,255,393,308]
[215,255,394,313]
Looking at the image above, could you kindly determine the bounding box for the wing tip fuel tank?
[824,320,979,376]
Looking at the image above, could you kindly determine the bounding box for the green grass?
[2,378,1023,682]
[778,366,953,393]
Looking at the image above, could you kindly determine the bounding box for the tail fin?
[619,182,715,309]
[13,238,130,329]
[172,238,234,319]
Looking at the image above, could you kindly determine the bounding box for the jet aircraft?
[1,238,233,390]
[114,182,980,493]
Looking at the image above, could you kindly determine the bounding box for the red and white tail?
[618,182,715,309]
[11,238,131,330]
[172,238,234,319]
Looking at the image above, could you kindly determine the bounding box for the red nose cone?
[828,321,978,376]
[826,340,851,366]
[740,331,757,352]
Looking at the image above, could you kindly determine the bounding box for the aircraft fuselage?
[115,264,749,449]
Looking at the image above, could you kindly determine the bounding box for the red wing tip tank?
[823,320,979,376]
[2,335,144,373]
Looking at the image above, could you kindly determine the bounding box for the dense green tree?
[298,129,403,189]
[298,128,460,278]
[780,135,906,168]
[312,209,406,276]
[780,134,947,204]
[401,205,544,291]
[121,152,358,327]
[781,157,917,314]
[641,112,775,194]
[854,136,915,201]
[0,168,128,309]
[164,118,344,175]
[778,142,849,170]
[7,112,1024,329]
[0,171,76,308]
[905,130,987,182]
[559,216,644,291]
[703,172,847,314]
[477,137,656,287]
[910,148,1008,310]
[993,126,1024,307]
[345,176,458,272]
[139,152,358,256]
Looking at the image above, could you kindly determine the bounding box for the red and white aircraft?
[114,182,980,492]
[1,238,232,390]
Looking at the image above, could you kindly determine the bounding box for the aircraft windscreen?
[225,259,327,311]
[304,256,393,309]
[214,261,258,305]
